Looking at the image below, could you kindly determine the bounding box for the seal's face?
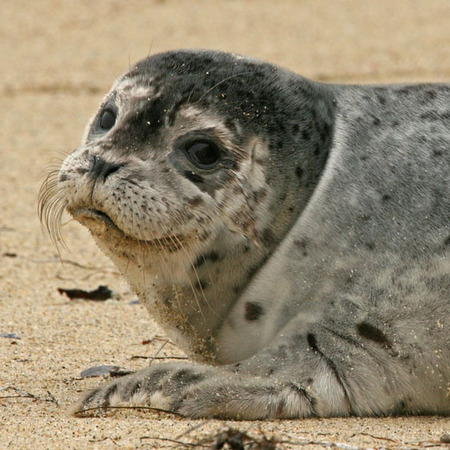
[41,51,294,283]
[59,84,251,258]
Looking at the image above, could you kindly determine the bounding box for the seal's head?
[39,49,334,356]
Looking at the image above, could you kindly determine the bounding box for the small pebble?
[0,333,21,339]
[81,365,131,378]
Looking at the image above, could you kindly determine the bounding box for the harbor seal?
[39,49,449,419]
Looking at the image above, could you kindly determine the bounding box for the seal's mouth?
[69,207,187,252]
[71,208,122,233]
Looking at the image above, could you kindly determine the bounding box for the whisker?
[37,168,68,250]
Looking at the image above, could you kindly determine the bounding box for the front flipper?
[72,361,325,419]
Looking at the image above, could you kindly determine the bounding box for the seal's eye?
[184,140,221,169]
[99,108,116,131]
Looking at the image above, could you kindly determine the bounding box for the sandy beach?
[1,1,449,448]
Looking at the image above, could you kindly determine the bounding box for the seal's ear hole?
[99,108,116,131]
[184,140,221,169]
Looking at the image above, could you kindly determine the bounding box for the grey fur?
[39,50,449,419]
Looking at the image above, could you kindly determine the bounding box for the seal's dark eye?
[99,108,116,130]
[185,140,221,169]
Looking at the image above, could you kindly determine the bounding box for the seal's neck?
[113,227,268,362]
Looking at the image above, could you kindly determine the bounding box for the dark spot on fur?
[372,116,381,126]
[232,184,242,195]
[292,124,300,134]
[357,322,392,348]
[395,399,408,414]
[376,94,386,105]
[318,122,332,142]
[355,115,364,125]
[294,239,308,256]
[261,228,276,247]
[302,129,310,141]
[194,279,208,290]
[365,242,376,250]
[444,235,450,247]
[184,171,204,184]
[245,302,264,321]
[314,142,321,156]
[193,251,220,268]
[295,165,303,179]
[186,196,203,206]
[253,188,267,203]
[198,231,211,242]
[426,90,437,100]
[382,194,391,202]
[397,87,411,96]
[307,333,319,352]
[225,118,236,130]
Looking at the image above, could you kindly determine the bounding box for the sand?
[0,1,449,448]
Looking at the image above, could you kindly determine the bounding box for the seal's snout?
[89,155,123,182]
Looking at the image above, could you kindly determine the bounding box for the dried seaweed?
[57,285,113,301]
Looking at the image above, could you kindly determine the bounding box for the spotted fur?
[39,50,449,419]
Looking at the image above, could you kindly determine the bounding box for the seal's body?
[40,50,449,418]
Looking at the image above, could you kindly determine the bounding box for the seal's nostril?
[90,156,123,181]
